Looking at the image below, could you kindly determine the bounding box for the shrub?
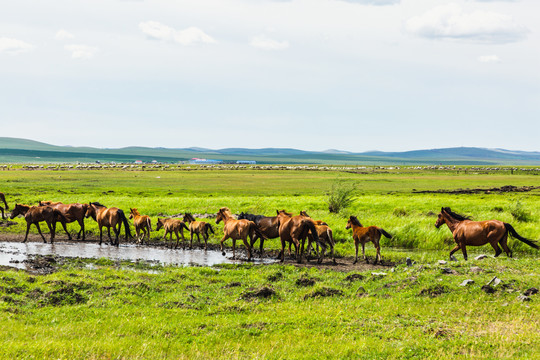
[510,201,532,222]
[326,183,355,213]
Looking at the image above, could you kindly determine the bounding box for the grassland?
[1,166,539,359]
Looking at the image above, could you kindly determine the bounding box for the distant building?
[134,160,143,164]
[236,160,256,164]
[189,158,223,164]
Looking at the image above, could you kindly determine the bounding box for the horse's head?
[10,204,27,219]
[299,210,310,218]
[216,209,225,224]
[129,208,138,219]
[183,213,195,223]
[156,218,164,230]
[238,212,246,220]
[435,208,446,228]
[346,216,361,229]
[85,203,97,220]
[276,209,292,217]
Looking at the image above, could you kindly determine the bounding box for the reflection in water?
[0,241,276,269]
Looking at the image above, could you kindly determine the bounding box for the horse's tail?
[504,223,539,249]
[378,228,392,239]
[250,222,267,240]
[205,223,215,234]
[304,219,319,245]
[327,228,335,246]
[182,221,189,232]
[146,217,152,231]
[118,209,132,239]
[53,209,67,224]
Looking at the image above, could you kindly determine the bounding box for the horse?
[216,207,266,260]
[238,212,280,257]
[39,201,88,240]
[0,192,8,219]
[182,213,214,250]
[85,202,131,246]
[435,207,539,260]
[129,208,152,244]
[10,203,68,243]
[275,209,319,263]
[156,218,189,249]
[299,211,335,264]
[346,215,392,264]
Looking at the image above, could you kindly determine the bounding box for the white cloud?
[0,37,33,54]
[478,55,501,63]
[139,21,215,45]
[55,29,75,40]
[64,44,99,59]
[405,3,528,44]
[250,35,289,51]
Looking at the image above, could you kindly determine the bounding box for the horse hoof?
[353,260,357,265]
[333,259,337,265]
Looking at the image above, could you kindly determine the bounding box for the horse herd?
[1,192,538,263]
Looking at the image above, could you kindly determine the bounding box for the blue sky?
[1,0,539,152]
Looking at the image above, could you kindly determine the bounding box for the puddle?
[0,241,276,270]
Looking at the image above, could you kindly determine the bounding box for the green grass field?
[1,167,539,359]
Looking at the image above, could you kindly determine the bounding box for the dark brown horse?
[435,207,538,260]
[183,213,214,250]
[346,216,392,264]
[10,204,68,243]
[39,201,88,240]
[238,212,280,257]
[0,192,8,219]
[216,207,266,260]
[276,209,319,263]
[129,208,152,244]
[156,218,189,249]
[85,202,131,246]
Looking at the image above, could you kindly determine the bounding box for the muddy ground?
[0,232,394,273]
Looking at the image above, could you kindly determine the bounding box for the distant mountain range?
[1,137,540,165]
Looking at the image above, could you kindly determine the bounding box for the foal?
[183,213,214,250]
[346,215,392,264]
[129,208,152,244]
[156,218,189,249]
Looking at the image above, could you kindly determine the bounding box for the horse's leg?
[99,225,103,245]
[294,238,302,264]
[47,221,55,244]
[220,235,229,256]
[353,241,359,264]
[499,233,512,258]
[449,244,460,259]
[107,227,112,244]
[490,241,503,257]
[1,207,4,219]
[23,222,31,243]
[60,220,71,240]
[278,237,286,262]
[180,229,186,250]
[196,232,201,247]
[35,223,47,243]
[374,240,381,265]
[203,231,208,251]
[461,244,468,261]
[78,219,85,240]
[362,242,368,263]
[232,238,236,259]
[242,236,252,261]
[189,231,194,249]
[318,242,327,264]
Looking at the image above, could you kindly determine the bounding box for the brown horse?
[129,208,152,244]
[0,192,8,219]
[276,209,319,263]
[85,202,132,246]
[238,212,280,258]
[216,207,266,260]
[156,218,189,249]
[346,215,392,264]
[435,207,539,260]
[39,201,88,240]
[299,211,335,264]
[183,213,214,250]
[10,204,68,243]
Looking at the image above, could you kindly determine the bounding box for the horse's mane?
[184,213,195,222]
[238,212,266,222]
[90,202,105,206]
[278,209,293,217]
[219,207,232,216]
[300,210,310,217]
[442,207,471,221]
[349,216,363,227]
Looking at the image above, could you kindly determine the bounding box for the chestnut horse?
[299,211,335,264]
[0,192,8,219]
[346,216,392,264]
[435,207,539,260]
[156,218,189,249]
[183,213,214,250]
[276,209,319,263]
[10,204,68,243]
[216,207,266,260]
[129,208,152,244]
[85,202,131,246]
[39,201,88,240]
[238,212,280,258]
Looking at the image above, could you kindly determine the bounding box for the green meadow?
[1,166,539,359]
